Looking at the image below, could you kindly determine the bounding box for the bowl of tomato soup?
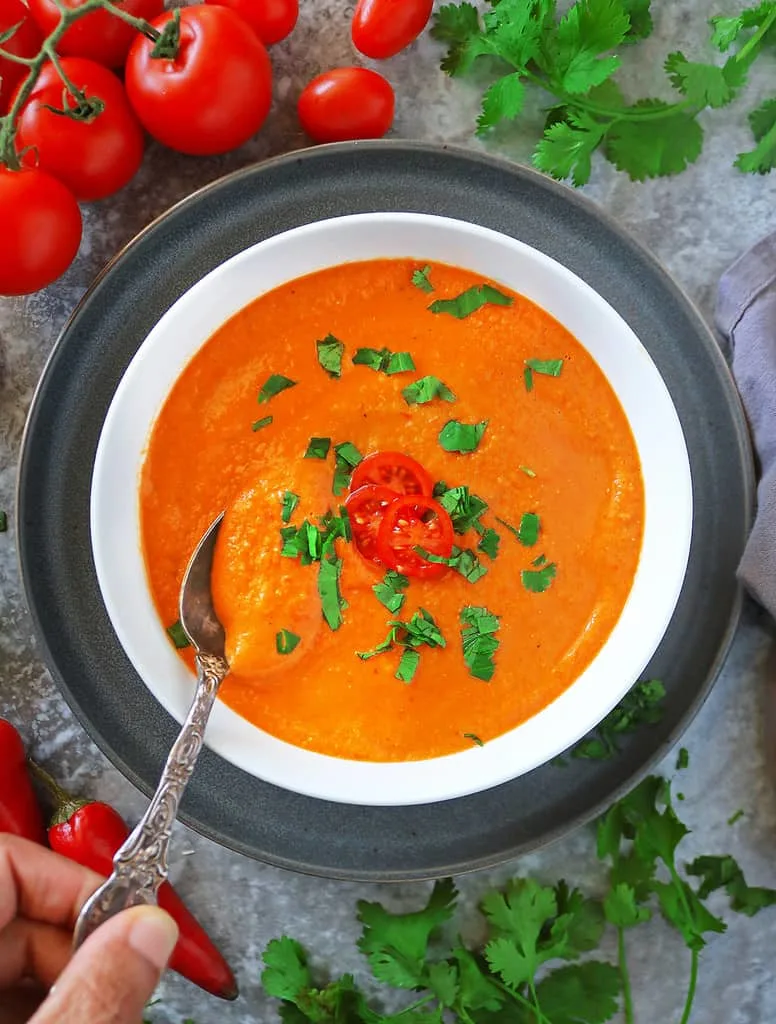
[91,213,692,806]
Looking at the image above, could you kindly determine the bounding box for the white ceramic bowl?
[91,213,692,806]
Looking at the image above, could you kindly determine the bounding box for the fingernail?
[127,907,179,971]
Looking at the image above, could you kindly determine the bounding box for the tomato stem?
[0,0,161,170]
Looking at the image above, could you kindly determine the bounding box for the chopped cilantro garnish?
[411,264,434,293]
[460,605,500,681]
[356,609,446,673]
[332,441,364,496]
[276,630,301,655]
[280,491,300,524]
[166,619,190,649]
[728,809,745,826]
[438,419,488,454]
[435,485,488,534]
[519,464,536,477]
[258,373,297,403]
[304,437,331,459]
[402,375,457,405]
[395,648,421,683]
[428,284,513,319]
[532,553,547,567]
[316,334,345,378]
[521,561,557,592]
[415,545,488,583]
[0,510,6,533]
[252,415,273,432]
[280,513,348,565]
[477,527,500,559]
[318,551,346,630]
[524,358,564,392]
[464,732,484,746]
[497,512,540,547]
[373,571,409,613]
[676,747,689,770]
[352,347,416,375]
[565,680,666,761]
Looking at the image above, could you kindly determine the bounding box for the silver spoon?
[73,512,229,949]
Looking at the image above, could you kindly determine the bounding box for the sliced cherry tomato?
[125,7,273,156]
[376,495,454,580]
[26,0,164,68]
[350,451,433,497]
[206,0,297,45]
[13,58,144,201]
[0,166,82,296]
[0,0,43,114]
[297,67,394,144]
[352,0,433,60]
[344,484,396,565]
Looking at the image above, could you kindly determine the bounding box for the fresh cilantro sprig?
[432,0,776,183]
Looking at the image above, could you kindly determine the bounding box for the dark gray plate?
[17,142,753,881]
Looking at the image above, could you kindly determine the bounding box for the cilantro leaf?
[252,415,273,432]
[316,334,345,378]
[417,545,489,582]
[166,619,190,649]
[357,879,457,989]
[521,561,556,592]
[276,630,301,655]
[280,491,300,524]
[304,437,331,459]
[333,441,364,496]
[318,552,345,630]
[431,2,485,76]
[476,73,526,135]
[736,98,776,173]
[548,0,630,94]
[533,116,604,186]
[373,571,409,613]
[258,373,296,404]
[428,284,513,318]
[395,648,421,683]
[603,882,651,928]
[604,106,704,179]
[711,1,776,51]
[438,419,488,453]
[402,375,457,405]
[534,961,621,1024]
[352,347,416,375]
[460,605,500,681]
[621,0,653,41]
[411,265,435,292]
[451,947,504,1011]
[570,679,665,760]
[435,485,488,533]
[482,879,559,987]
[665,50,744,108]
[728,808,745,826]
[498,511,541,547]
[261,937,312,1001]
[676,746,689,770]
[687,855,776,916]
[464,732,484,746]
[477,527,500,559]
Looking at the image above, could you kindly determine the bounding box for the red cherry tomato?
[26,0,164,68]
[0,166,82,295]
[0,0,43,114]
[297,67,394,144]
[376,495,454,580]
[13,58,144,201]
[125,7,273,156]
[352,0,433,59]
[350,451,433,497]
[206,0,297,45]
[344,484,397,565]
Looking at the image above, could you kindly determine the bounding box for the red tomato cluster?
[0,0,433,296]
[345,452,455,579]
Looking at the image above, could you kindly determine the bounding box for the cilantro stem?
[678,949,699,1024]
[488,976,552,1024]
[618,927,635,1024]
[734,7,776,65]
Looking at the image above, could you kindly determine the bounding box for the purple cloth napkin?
[717,231,776,619]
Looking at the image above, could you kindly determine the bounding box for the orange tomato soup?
[140,259,644,761]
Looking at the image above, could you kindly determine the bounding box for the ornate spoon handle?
[73,652,229,949]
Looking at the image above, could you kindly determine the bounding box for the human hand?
[0,834,179,1023]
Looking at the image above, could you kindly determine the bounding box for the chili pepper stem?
[27,758,92,826]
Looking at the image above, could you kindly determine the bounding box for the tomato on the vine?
[351,0,433,60]
[206,0,297,45]
[344,484,397,565]
[13,58,144,201]
[0,167,82,295]
[297,67,394,144]
[350,451,433,497]
[0,0,43,114]
[125,7,273,156]
[26,0,164,68]
[376,495,454,579]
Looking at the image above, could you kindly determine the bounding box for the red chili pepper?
[0,719,46,843]
[29,761,238,1001]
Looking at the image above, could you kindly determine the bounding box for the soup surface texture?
[140,258,644,761]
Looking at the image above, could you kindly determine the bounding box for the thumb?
[31,905,179,1024]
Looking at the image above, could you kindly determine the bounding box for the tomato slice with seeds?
[349,451,433,497]
[344,484,397,565]
[376,495,454,579]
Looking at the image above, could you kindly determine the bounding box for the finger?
[0,835,102,930]
[0,918,73,988]
[30,906,179,1024]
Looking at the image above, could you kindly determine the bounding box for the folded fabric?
[717,231,776,619]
